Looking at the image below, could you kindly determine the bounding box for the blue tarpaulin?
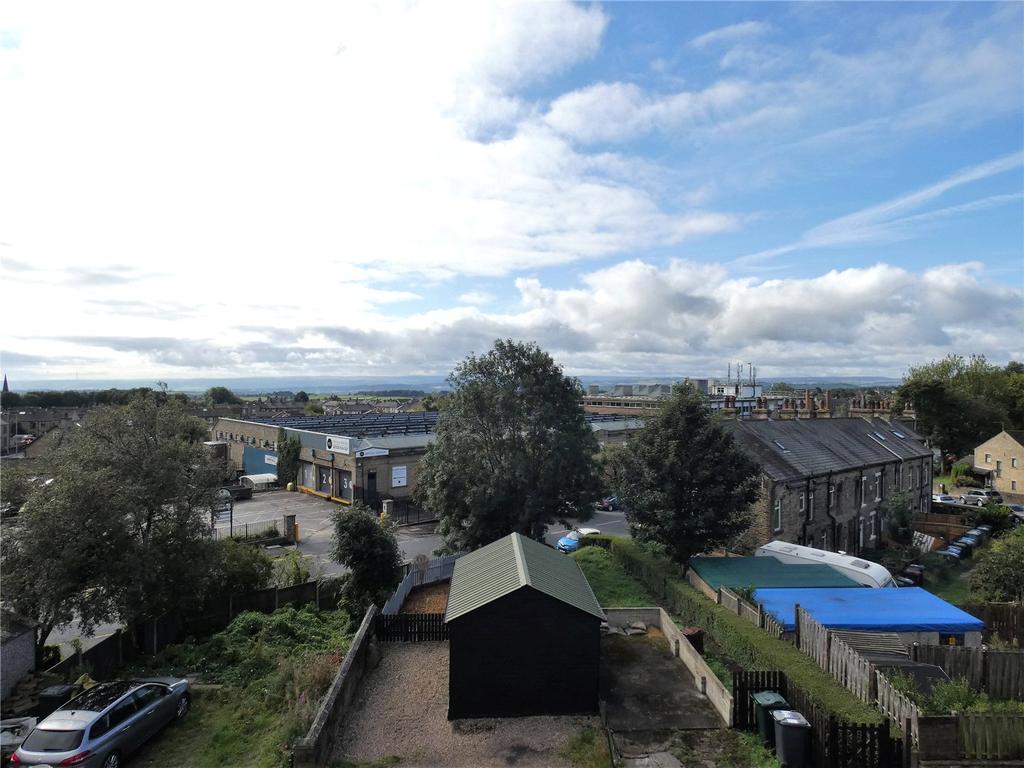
[753,587,986,634]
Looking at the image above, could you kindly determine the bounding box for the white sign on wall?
[325,435,351,454]
[391,465,407,488]
[265,455,278,466]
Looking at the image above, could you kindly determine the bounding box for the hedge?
[599,535,880,724]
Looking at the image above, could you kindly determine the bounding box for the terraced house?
[726,417,932,554]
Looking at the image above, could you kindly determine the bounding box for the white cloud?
[7,259,1018,379]
[690,21,772,50]
[735,152,1024,263]
[458,290,496,306]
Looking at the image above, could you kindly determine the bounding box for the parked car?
[556,527,601,553]
[932,494,956,504]
[595,496,620,511]
[959,489,1003,507]
[937,545,965,560]
[12,678,190,768]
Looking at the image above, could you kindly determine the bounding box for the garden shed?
[445,533,605,719]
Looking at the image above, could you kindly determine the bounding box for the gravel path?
[335,643,597,767]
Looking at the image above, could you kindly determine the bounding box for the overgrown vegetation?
[129,606,351,767]
[970,527,1024,602]
[671,730,779,768]
[885,671,1024,715]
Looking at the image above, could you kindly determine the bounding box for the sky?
[1,1,1022,383]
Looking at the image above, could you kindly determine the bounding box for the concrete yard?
[335,642,597,768]
[600,630,723,759]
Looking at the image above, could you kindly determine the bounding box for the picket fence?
[912,643,1024,700]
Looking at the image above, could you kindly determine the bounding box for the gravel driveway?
[335,643,597,767]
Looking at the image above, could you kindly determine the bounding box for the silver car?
[12,678,190,768]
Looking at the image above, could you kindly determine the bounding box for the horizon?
[2,2,1022,380]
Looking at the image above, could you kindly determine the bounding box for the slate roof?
[445,533,605,623]
[726,417,931,483]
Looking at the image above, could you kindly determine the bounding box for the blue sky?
[0,1,1021,381]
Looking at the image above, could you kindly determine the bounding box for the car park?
[11,678,190,768]
[931,494,956,504]
[556,527,601,553]
[958,489,1003,507]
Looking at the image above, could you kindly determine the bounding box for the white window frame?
[799,492,806,513]
[860,476,867,507]
[829,484,836,509]
[984,453,992,464]
[1012,457,1018,469]
[869,510,877,541]
[773,499,782,532]
[808,491,815,521]
[874,472,882,502]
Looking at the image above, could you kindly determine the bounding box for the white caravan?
[755,540,898,588]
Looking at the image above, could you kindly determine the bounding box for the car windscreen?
[22,728,85,752]
[567,531,581,541]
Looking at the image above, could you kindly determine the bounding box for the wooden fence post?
[795,604,802,648]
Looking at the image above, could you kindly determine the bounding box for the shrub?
[602,536,880,723]
[973,503,1013,533]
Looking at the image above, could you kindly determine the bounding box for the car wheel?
[103,751,121,768]
[176,694,190,721]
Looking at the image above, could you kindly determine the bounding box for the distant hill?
[9,373,901,394]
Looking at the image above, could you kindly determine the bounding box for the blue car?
[556,527,601,553]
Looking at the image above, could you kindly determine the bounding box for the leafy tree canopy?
[1,395,223,660]
[612,385,760,570]
[969,527,1024,602]
[881,492,914,545]
[417,339,602,551]
[894,355,1022,458]
[275,428,301,487]
[331,503,402,618]
[294,390,310,402]
[206,386,242,405]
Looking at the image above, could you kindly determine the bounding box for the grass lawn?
[572,546,654,607]
[560,727,612,768]
[919,550,979,606]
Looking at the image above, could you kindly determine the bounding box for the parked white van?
[755,540,898,588]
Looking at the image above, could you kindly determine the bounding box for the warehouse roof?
[753,587,985,633]
[445,533,604,623]
[689,556,862,590]
[726,418,930,482]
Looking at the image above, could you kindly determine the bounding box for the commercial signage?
[265,455,278,466]
[391,465,407,488]
[325,435,351,454]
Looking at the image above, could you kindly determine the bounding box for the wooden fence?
[718,587,783,639]
[733,670,903,768]
[374,612,448,642]
[383,553,460,615]
[797,609,877,703]
[912,644,1024,700]
[958,713,1024,760]
[875,671,920,745]
[961,602,1024,644]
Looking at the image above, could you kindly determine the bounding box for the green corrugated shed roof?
[445,533,605,623]
[689,556,862,591]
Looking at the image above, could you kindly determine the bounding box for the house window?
[860,476,867,507]
[829,485,836,509]
[821,530,828,550]
[869,511,877,540]
[874,472,882,502]
[800,493,806,513]
[996,460,1002,478]
[773,500,782,532]
[1012,458,1019,469]
[809,492,815,521]
[1013,480,1018,491]
[984,453,992,463]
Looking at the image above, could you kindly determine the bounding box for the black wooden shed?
[444,532,605,719]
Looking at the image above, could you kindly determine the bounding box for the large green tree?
[205,385,242,405]
[1,395,224,658]
[417,339,602,551]
[611,385,760,571]
[894,355,1022,465]
[331,503,402,618]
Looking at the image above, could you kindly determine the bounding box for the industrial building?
[211,412,642,508]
